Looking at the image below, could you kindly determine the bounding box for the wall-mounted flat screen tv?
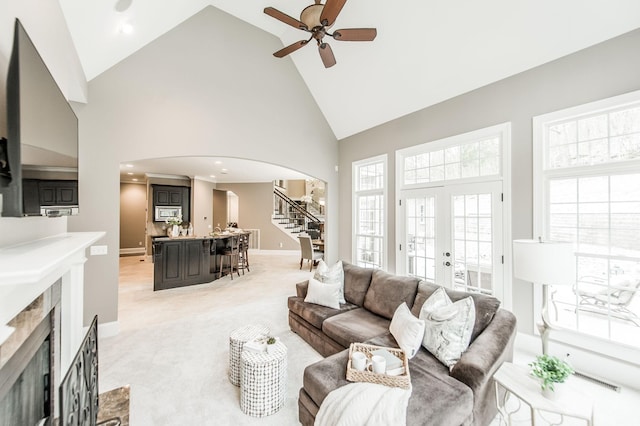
[0,19,79,217]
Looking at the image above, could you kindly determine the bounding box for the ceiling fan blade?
[332,28,377,41]
[264,7,308,31]
[320,0,347,27]
[318,43,336,68]
[273,40,309,58]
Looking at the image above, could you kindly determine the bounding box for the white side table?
[228,324,270,386]
[493,362,595,426]
[240,341,287,417]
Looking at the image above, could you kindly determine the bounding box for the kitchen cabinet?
[152,184,190,222]
[22,179,41,215]
[39,180,78,206]
[153,238,211,290]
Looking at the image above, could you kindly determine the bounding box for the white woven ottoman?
[240,341,287,417]
[228,324,270,386]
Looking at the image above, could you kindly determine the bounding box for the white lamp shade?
[513,239,576,285]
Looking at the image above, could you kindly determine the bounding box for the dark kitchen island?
[152,232,248,291]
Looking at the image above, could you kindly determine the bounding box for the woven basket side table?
[240,341,287,417]
[228,324,270,386]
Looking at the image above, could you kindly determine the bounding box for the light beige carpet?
[101,252,322,425]
[103,252,640,425]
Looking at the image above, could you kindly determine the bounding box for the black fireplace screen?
[59,315,98,426]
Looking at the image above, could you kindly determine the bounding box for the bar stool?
[219,235,241,279]
[238,233,250,274]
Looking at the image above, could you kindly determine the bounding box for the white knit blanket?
[314,382,412,426]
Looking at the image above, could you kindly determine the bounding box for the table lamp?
[513,238,576,354]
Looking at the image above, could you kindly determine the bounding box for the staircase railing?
[273,188,322,234]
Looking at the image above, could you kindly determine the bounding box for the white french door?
[399,181,504,300]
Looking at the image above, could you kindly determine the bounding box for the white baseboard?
[515,331,639,391]
[119,247,145,256]
[250,249,299,255]
[97,321,120,338]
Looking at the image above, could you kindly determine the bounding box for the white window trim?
[395,122,512,310]
[532,89,640,364]
[352,155,388,269]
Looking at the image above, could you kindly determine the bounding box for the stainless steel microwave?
[155,206,182,222]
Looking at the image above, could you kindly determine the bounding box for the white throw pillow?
[419,287,475,368]
[313,260,346,304]
[304,278,341,310]
[389,302,426,359]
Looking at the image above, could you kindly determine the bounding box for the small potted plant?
[165,215,183,237]
[266,336,277,354]
[529,354,574,398]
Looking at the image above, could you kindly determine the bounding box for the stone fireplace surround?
[0,232,105,421]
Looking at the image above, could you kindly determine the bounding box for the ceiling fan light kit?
[264,0,376,68]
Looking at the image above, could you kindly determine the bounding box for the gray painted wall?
[217,182,300,251]
[69,6,338,325]
[338,29,640,335]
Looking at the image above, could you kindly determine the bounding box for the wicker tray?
[346,342,411,389]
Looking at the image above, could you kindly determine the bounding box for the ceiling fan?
[264,0,377,68]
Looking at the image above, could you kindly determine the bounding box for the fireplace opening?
[0,313,53,426]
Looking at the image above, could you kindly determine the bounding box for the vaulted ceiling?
[59,0,640,140]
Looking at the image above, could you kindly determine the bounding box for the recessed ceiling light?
[127,172,133,175]
[209,175,216,178]
[132,178,138,181]
[125,164,133,168]
[120,22,134,35]
[221,169,228,174]
[215,161,222,165]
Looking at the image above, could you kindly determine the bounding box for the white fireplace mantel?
[0,231,105,371]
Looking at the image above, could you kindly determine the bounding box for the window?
[353,156,386,269]
[534,90,640,350]
[403,137,501,185]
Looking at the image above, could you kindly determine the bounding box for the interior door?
[399,181,504,299]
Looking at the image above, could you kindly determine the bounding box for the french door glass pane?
[453,193,494,294]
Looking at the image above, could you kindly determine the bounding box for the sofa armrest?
[450,309,517,393]
[296,280,310,298]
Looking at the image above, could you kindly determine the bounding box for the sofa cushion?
[342,262,374,307]
[411,280,500,342]
[406,351,474,426]
[288,296,358,329]
[322,308,390,348]
[363,270,421,320]
[303,346,474,426]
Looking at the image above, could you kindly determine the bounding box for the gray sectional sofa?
[288,262,517,426]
